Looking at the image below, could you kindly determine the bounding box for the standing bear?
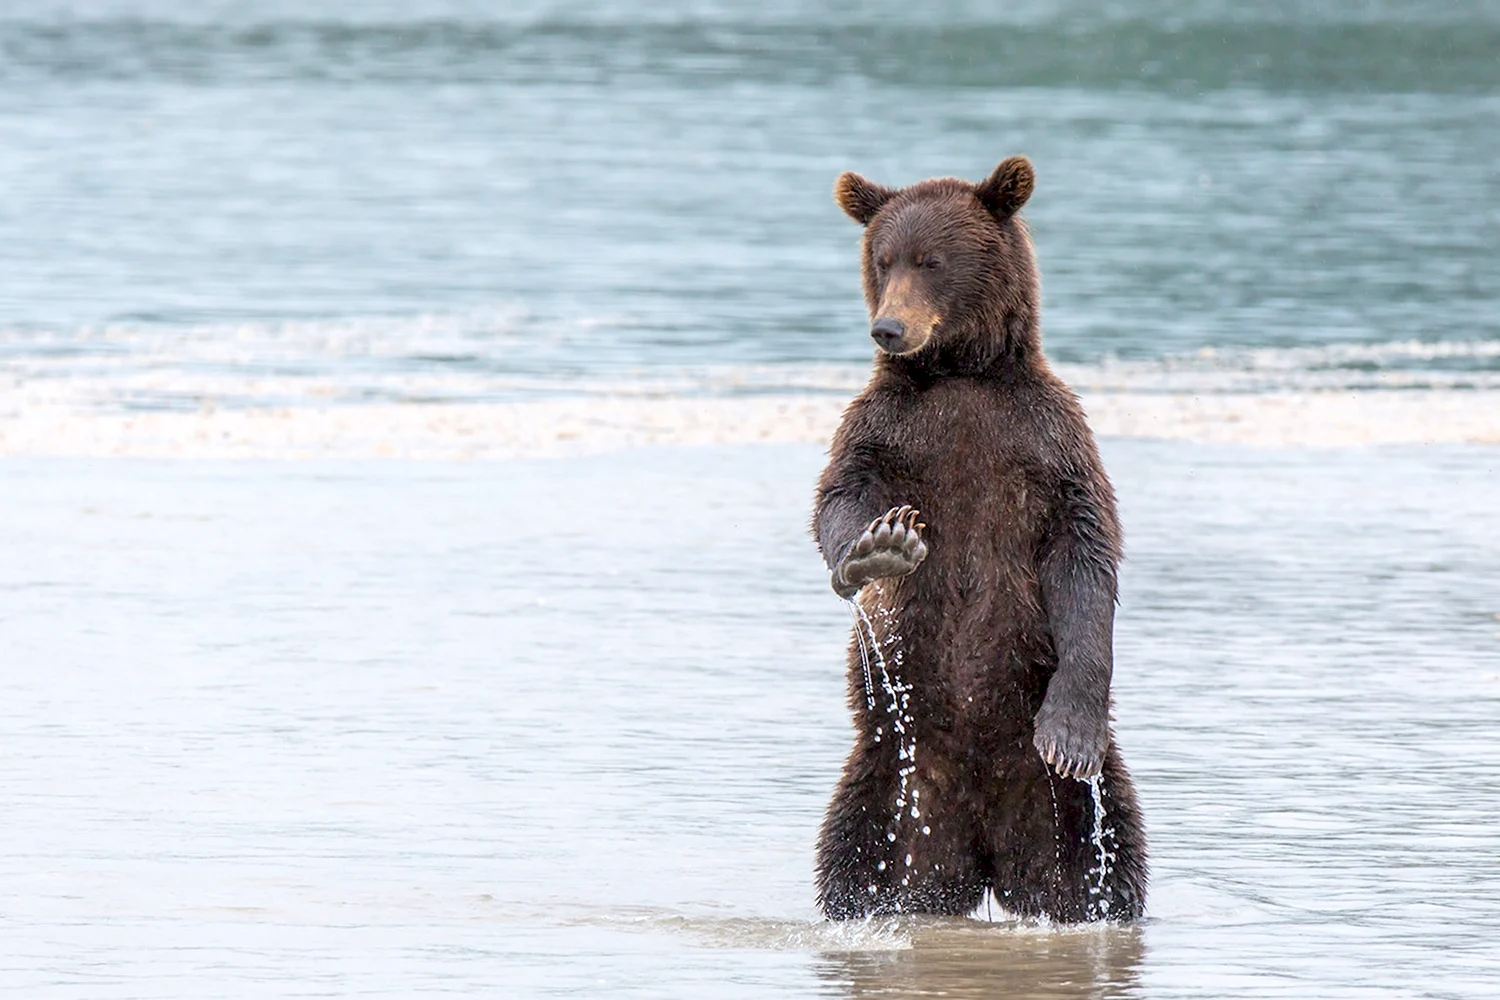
[812,157,1147,922]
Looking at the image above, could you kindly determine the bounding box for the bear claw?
[832,505,930,599]
[1033,711,1107,781]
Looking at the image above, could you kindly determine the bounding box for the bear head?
[834,156,1041,373]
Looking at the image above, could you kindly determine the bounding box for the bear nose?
[871,317,906,351]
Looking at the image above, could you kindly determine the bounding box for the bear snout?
[870,271,940,355]
[871,316,907,352]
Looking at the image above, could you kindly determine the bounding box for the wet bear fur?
[812,157,1148,922]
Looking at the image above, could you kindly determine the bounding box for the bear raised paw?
[812,156,1148,923]
[832,505,929,600]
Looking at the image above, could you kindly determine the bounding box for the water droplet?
[849,599,924,865]
[1086,775,1116,920]
[847,601,879,711]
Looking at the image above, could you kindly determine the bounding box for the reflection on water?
[815,920,1144,1000]
[564,910,1147,998]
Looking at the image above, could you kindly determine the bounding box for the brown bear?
[812,156,1147,922]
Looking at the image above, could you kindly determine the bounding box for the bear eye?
[875,256,892,274]
[921,255,943,270]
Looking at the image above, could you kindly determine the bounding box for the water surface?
[2,0,1497,386]
[3,2,1499,995]
[3,443,1497,996]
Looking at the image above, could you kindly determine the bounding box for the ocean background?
[1,1,1498,997]
[3,0,1499,413]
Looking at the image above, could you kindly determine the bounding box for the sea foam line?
[1,387,1498,458]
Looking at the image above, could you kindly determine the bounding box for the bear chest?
[882,394,1050,561]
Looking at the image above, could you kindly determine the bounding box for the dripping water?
[847,596,922,887]
[1045,769,1063,869]
[1085,774,1117,920]
[846,600,876,712]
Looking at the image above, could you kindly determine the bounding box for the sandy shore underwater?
[3,388,1499,459]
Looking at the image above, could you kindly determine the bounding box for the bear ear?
[834,172,897,226]
[975,156,1035,220]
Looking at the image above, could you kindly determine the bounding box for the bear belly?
[861,555,1056,755]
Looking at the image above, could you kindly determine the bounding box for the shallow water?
[3,442,1497,996]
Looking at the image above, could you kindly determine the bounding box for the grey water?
[2,0,1498,403]
[3,442,1498,996]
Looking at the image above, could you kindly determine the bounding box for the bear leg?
[816,761,988,919]
[990,743,1148,923]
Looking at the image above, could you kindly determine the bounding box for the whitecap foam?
[1057,339,1500,394]
[3,320,1498,456]
[3,388,1497,458]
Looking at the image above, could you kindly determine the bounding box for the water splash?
[848,596,922,886]
[1084,775,1117,920]
[1045,770,1063,869]
[847,600,877,712]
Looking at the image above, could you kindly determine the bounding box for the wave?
[5,315,1500,407]
[1057,339,1500,394]
[3,386,1498,458]
[4,317,1499,454]
[3,16,1498,93]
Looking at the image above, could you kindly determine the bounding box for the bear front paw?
[1033,702,1108,781]
[832,505,929,599]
